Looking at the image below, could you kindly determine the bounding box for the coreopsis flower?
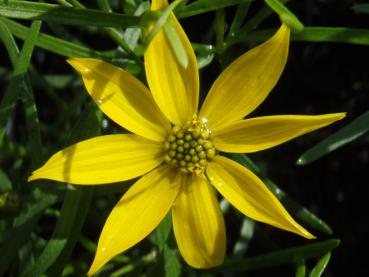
[29,0,345,275]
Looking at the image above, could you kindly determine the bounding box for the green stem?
[215,8,226,68]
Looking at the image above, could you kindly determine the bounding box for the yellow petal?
[144,0,199,125]
[172,174,226,268]
[213,113,346,153]
[28,134,163,185]
[199,25,290,130]
[151,0,167,9]
[67,58,170,142]
[88,166,181,276]
[207,156,314,239]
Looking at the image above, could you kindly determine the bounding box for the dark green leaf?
[163,244,181,277]
[23,105,101,276]
[309,252,331,277]
[0,170,12,191]
[212,239,340,273]
[264,0,304,32]
[227,2,251,39]
[293,27,369,45]
[151,212,172,252]
[0,0,140,28]
[0,17,111,59]
[297,111,369,165]
[352,4,369,14]
[0,193,58,276]
[0,19,18,65]
[175,0,253,18]
[295,260,306,277]
[229,27,369,46]
[239,0,289,34]
[232,217,255,259]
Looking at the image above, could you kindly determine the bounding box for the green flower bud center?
[164,120,216,175]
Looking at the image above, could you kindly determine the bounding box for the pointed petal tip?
[66,57,89,73]
[322,112,346,125]
[337,112,347,120]
[87,251,111,277]
[87,264,98,277]
[65,57,77,66]
[296,227,316,240]
[28,168,42,182]
[27,174,36,182]
[325,112,346,119]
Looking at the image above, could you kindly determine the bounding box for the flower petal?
[207,156,314,239]
[88,166,181,276]
[213,113,346,153]
[172,174,226,268]
[199,25,290,130]
[28,134,164,184]
[67,58,170,142]
[144,0,199,125]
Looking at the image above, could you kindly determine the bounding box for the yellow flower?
[29,0,345,275]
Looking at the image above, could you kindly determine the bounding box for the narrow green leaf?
[229,27,369,47]
[297,111,369,165]
[15,20,43,168]
[163,244,181,277]
[144,0,183,46]
[292,27,369,45]
[175,0,252,18]
[0,0,140,28]
[240,1,287,34]
[0,20,41,151]
[0,193,58,276]
[232,217,255,258]
[0,20,18,65]
[215,8,225,54]
[352,4,369,14]
[295,260,306,277]
[0,20,50,276]
[0,17,110,58]
[264,0,304,32]
[21,78,43,168]
[14,20,41,74]
[227,153,333,235]
[0,170,12,191]
[0,20,19,142]
[227,2,251,39]
[309,252,331,277]
[212,239,340,273]
[149,212,181,277]
[23,105,101,277]
[123,2,150,51]
[151,212,173,252]
[163,19,188,69]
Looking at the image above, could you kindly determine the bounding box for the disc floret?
[164,117,216,175]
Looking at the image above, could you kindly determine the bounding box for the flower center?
[163,116,216,175]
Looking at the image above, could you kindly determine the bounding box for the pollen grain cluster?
[164,118,216,175]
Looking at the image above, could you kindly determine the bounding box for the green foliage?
[0,0,366,276]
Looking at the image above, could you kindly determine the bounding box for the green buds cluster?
[164,120,216,175]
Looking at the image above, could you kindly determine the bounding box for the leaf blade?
[297,111,369,165]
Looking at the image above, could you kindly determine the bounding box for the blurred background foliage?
[0,0,368,276]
